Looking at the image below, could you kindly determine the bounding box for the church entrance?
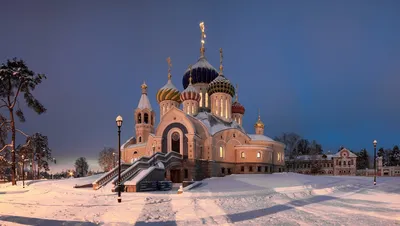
[170,169,181,183]
[171,132,180,153]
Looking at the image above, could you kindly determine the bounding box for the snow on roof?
[137,93,152,110]
[185,57,217,72]
[295,155,334,161]
[193,112,245,135]
[248,134,274,142]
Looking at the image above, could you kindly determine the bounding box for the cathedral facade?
[121,23,285,182]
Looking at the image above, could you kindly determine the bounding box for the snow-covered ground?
[1,173,399,225]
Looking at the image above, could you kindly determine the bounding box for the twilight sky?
[1,0,399,172]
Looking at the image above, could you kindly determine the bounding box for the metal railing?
[92,164,131,190]
[112,152,182,186]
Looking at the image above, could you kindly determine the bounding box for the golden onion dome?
[254,111,264,129]
[156,77,181,103]
[156,57,182,104]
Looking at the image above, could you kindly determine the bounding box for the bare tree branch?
[0,144,12,153]
[15,129,29,137]
[1,99,8,107]
[0,120,10,129]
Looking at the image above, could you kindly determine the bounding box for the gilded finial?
[219,48,224,75]
[141,81,148,94]
[188,64,193,84]
[235,84,239,102]
[166,57,172,80]
[199,22,206,57]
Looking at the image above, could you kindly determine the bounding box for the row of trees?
[0,58,54,185]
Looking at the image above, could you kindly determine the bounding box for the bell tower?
[135,82,155,143]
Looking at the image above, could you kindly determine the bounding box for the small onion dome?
[207,74,235,97]
[180,78,201,102]
[254,116,264,129]
[232,101,245,115]
[156,78,181,103]
[182,57,219,89]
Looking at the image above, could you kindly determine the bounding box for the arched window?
[133,151,138,154]
[144,113,149,124]
[138,137,142,142]
[137,113,142,123]
[162,105,166,115]
[200,92,203,107]
[219,146,223,158]
[186,105,189,114]
[241,152,245,158]
[278,153,280,161]
[205,92,208,107]
[257,152,261,158]
[191,104,194,114]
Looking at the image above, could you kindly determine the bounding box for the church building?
[121,22,285,182]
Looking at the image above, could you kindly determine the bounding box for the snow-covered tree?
[75,157,89,177]
[98,147,116,171]
[0,58,47,185]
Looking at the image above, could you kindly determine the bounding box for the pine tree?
[389,145,399,166]
[75,157,89,177]
[0,58,47,185]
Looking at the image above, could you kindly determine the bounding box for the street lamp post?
[21,155,25,188]
[113,152,116,168]
[116,115,123,203]
[373,140,377,185]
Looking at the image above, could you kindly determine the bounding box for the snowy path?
[0,174,399,225]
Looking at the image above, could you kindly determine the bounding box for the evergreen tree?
[356,149,369,169]
[389,145,400,166]
[0,58,47,185]
[75,157,89,177]
[24,133,54,179]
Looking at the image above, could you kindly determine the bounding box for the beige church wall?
[123,146,147,163]
[212,129,249,163]
[236,146,270,163]
[155,107,196,137]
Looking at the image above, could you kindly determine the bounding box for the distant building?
[286,148,357,176]
[362,157,400,177]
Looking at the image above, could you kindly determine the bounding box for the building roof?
[137,93,152,110]
[248,134,274,142]
[193,112,245,135]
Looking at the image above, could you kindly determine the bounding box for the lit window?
[238,117,241,125]
[225,99,228,118]
[186,105,189,114]
[219,146,223,158]
[162,105,165,115]
[200,92,203,107]
[220,98,223,117]
[257,152,261,158]
[241,152,245,158]
[278,153,280,161]
[205,92,208,107]
[191,104,195,114]
[216,98,218,115]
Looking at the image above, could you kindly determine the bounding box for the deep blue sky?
[1,0,399,171]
